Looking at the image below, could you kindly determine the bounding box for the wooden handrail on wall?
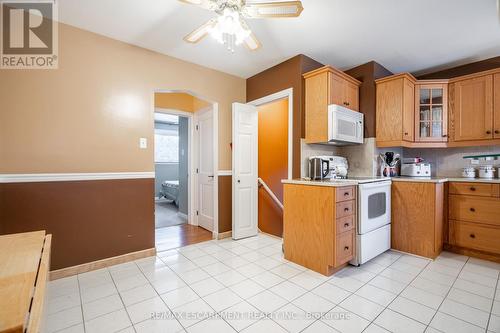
[257,178,284,211]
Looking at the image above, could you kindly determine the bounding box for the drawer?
[336,186,355,202]
[336,200,355,219]
[449,195,500,226]
[335,230,354,266]
[450,220,500,254]
[336,215,355,234]
[449,182,499,197]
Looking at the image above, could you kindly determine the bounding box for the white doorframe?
[247,88,293,180]
[153,89,219,239]
[154,107,196,226]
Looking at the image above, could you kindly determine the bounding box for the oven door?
[358,181,391,234]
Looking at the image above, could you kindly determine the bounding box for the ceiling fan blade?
[178,0,215,10]
[243,31,261,51]
[244,1,303,18]
[183,19,216,43]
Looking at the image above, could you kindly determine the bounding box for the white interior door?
[232,102,258,240]
[196,108,214,232]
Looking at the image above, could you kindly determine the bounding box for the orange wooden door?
[258,98,288,237]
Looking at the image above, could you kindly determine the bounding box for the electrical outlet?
[139,138,147,149]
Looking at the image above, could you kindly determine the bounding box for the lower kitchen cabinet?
[448,182,500,257]
[283,183,356,275]
[391,181,444,259]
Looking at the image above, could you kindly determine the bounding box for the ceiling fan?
[179,0,304,52]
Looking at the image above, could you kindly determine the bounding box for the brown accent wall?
[246,54,323,178]
[0,22,245,174]
[218,176,232,233]
[258,99,288,237]
[417,56,500,80]
[345,61,393,138]
[0,179,154,270]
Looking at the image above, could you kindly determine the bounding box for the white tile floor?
[44,234,500,333]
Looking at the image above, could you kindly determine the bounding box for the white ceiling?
[58,0,500,78]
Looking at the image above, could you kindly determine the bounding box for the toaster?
[401,163,431,177]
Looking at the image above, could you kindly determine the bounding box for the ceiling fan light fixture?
[208,8,251,51]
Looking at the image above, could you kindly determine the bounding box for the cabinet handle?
[486,130,492,134]
[495,130,500,134]
[237,180,241,183]
[469,233,476,239]
[470,207,475,212]
[344,192,350,196]
[469,187,476,191]
[344,207,349,212]
[442,134,447,137]
[344,223,349,228]
[344,246,349,251]
[404,132,408,136]
[346,102,350,106]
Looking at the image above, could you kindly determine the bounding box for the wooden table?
[0,231,51,333]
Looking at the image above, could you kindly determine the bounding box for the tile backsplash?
[300,139,340,177]
[300,137,500,178]
[402,146,500,177]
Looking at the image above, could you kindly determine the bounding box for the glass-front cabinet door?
[415,82,448,142]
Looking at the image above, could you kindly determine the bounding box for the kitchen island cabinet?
[283,183,356,275]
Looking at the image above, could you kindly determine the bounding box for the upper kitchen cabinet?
[304,66,361,143]
[414,81,448,142]
[493,73,500,139]
[449,74,493,142]
[375,73,416,146]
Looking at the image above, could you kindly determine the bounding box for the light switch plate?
[139,138,147,149]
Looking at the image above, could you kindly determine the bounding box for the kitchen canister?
[478,165,495,179]
[462,167,476,178]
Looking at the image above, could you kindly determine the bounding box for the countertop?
[281,177,390,187]
[282,176,500,186]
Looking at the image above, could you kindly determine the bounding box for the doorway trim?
[248,88,293,179]
[154,107,195,227]
[153,89,219,238]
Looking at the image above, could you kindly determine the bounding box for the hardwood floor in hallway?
[156,224,213,253]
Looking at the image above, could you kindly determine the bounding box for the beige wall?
[0,23,245,173]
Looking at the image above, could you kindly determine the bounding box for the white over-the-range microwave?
[327,104,364,145]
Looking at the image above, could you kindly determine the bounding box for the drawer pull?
[344,246,349,251]
[469,233,476,239]
[486,130,492,134]
[469,187,476,191]
[344,207,349,212]
[470,207,475,212]
[344,223,349,228]
[344,192,350,196]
